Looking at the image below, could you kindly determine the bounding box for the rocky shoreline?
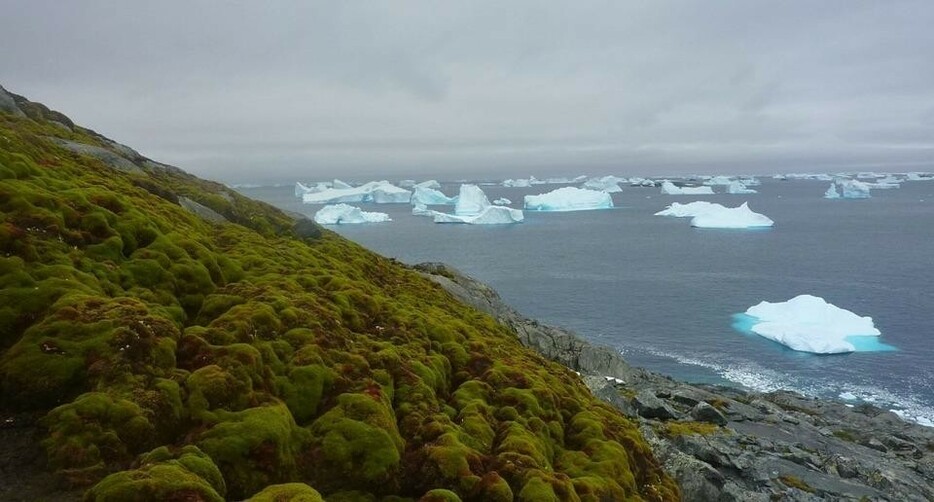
[416,262,934,501]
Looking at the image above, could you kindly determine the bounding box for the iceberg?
[302,180,411,204]
[424,184,523,224]
[629,177,656,187]
[824,183,841,199]
[660,181,715,195]
[433,205,524,224]
[837,179,871,199]
[493,197,512,205]
[411,185,456,206]
[690,202,773,228]
[581,176,624,193]
[524,187,614,211]
[414,180,442,190]
[740,294,885,354]
[654,201,721,218]
[703,175,734,186]
[907,172,934,181]
[313,204,391,224]
[726,181,757,194]
[738,177,761,186]
[502,178,533,187]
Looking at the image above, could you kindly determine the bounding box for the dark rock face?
[418,262,934,502]
[0,85,26,117]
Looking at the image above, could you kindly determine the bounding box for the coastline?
[416,262,934,500]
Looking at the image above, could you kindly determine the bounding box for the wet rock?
[690,402,727,425]
[632,390,678,420]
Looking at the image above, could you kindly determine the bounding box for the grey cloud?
[1,0,932,183]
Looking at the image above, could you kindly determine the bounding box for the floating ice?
[524,187,614,211]
[423,185,524,224]
[411,185,456,206]
[629,177,656,187]
[739,294,887,354]
[433,205,524,224]
[654,201,722,218]
[703,175,734,186]
[332,179,353,189]
[837,179,871,199]
[313,204,391,224]
[581,176,625,193]
[660,181,715,195]
[690,202,773,228]
[726,181,757,194]
[301,180,411,204]
[502,177,535,187]
[907,172,934,181]
[493,197,512,205]
[824,183,841,199]
[414,180,442,190]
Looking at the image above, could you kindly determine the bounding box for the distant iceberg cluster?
[524,187,614,212]
[738,295,890,354]
[655,201,773,229]
[313,204,390,225]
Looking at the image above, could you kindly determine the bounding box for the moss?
[832,429,858,442]
[778,475,815,493]
[246,483,324,501]
[196,403,309,499]
[659,421,721,438]
[417,489,462,502]
[84,446,224,501]
[0,107,678,501]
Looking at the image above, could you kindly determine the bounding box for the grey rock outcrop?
[178,196,227,224]
[417,262,934,501]
[0,85,26,117]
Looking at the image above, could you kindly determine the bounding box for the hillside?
[0,86,678,501]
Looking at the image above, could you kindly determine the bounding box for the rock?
[0,85,26,117]
[860,437,888,452]
[690,402,727,425]
[632,390,679,420]
[50,138,142,173]
[292,218,323,240]
[178,196,227,224]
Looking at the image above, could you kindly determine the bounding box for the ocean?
[236,178,934,426]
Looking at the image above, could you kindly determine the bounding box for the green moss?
[659,421,721,438]
[778,475,815,493]
[246,483,324,501]
[832,429,858,442]
[0,107,678,501]
[417,489,462,501]
[84,446,224,502]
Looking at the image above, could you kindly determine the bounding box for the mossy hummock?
[0,95,679,501]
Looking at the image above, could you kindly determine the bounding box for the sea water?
[238,178,934,426]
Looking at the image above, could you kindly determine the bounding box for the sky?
[2,1,933,183]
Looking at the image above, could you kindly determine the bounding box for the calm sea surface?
[238,179,934,425]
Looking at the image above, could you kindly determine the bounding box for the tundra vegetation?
[0,100,678,501]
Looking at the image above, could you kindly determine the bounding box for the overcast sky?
[2,1,933,183]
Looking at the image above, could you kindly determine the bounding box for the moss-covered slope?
[0,90,678,501]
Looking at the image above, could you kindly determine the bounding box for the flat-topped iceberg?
[690,202,773,228]
[726,181,757,194]
[740,294,886,354]
[302,180,411,204]
[581,176,625,193]
[524,187,614,211]
[837,179,871,199]
[654,201,721,218]
[660,181,715,195]
[313,204,391,224]
[411,185,456,206]
[502,178,533,187]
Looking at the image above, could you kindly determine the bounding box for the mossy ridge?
[0,108,679,500]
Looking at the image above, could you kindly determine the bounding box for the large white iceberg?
[581,176,625,193]
[411,185,456,206]
[742,295,882,354]
[455,184,493,215]
[524,187,614,211]
[660,181,715,195]
[302,180,412,204]
[414,180,442,190]
[313,204,391,224]
[690,202,773,228]
[726,181,757,194]
[654,201,722,218]
[502,178,533,187]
